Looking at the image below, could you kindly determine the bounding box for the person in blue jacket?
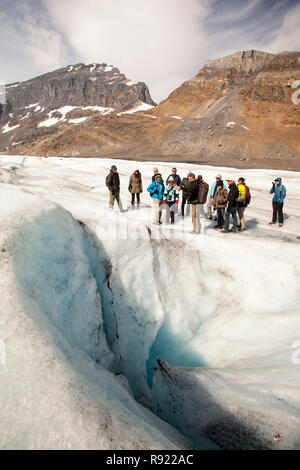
[166,168,182,186]
[269,177,286,227]
[147,174,165,224]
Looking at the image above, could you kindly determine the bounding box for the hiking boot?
[205,215,212,220]
[220,229,229,233]
[214,224,221,228]
[279,223,283,227]
[239,227,246,232]
[269,221,276,225]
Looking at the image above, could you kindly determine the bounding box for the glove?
[128,184,132,192]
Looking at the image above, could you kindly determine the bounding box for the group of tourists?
[105,165,287,233]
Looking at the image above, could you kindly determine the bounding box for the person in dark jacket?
[166,168,182,186]
[106,165,121,209]
[128,169,143,205]
[221,178,239,233]
[269,177,286,227]
[206,174,227,220]
[196,175,209,219]
[152,167,164,183]
[187,173,201,233]
[180,176,192,217]
[213,182,228,228]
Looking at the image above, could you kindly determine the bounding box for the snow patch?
[121,102,154,115]
[226,121,236,128]
[82,106,115,115]
[69,117,88,124]
[6,83,20,89]
[38,106,78,127]
[2,123,20,134]
[20,112,30,120]
[25,103,38,109]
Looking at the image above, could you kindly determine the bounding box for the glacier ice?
[0,155,300,449]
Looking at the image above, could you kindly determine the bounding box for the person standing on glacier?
[166,167,182,186]
[147,175,165,224]
[206,174,227,220]
[106,165,122,210]
[187,173,201,233]
[236,177,251,231]
[196,175,209,219]
[221,178,239,233]
[152,167,164,183]
[180,175,192,217]
[269,177,286,227]
[163,176,179,224]
[128,169,143,206]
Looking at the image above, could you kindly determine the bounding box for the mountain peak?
[204,50,275,74]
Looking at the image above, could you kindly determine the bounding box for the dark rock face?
[0,63,156,122]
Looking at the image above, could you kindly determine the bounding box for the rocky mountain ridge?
[1,50,300,170]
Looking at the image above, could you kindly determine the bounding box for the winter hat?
[216,174,222,179]
[155,174,162,180]
[238,177,245,183]
[187,172,195,178]
[197,175,203,180]
[111,165,117,170]
[275,177,281,182]
[226,178,234,182]
[168,176,174,182]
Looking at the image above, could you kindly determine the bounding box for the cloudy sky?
[0,0,299,103]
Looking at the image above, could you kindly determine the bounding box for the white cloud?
[261,3,300,52]
[0,2,68,84]
[43,0,213,102]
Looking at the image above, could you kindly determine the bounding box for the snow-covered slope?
[0,156,299,449]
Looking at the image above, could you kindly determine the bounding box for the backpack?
[106,173,111,188]
[198,181,209,204]
[245,185,251,205]
[237,184,247,205]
